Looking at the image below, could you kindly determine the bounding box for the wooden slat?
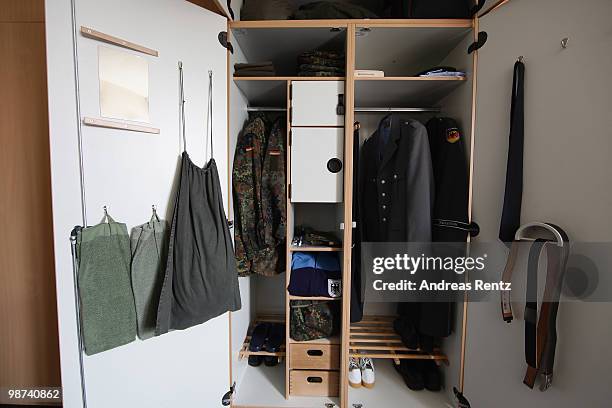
[349,316,448,362]
[350,352,447,361]
[289,246,343,252]
[349,338,403,344]
[288,295,342,301]
[83,117,160,134]
[80,26,159,56]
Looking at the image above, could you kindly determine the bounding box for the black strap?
[499,61,525,243]
[525,239,546,377]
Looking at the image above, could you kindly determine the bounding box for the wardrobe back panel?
[46,0,230,406]
[355,26,471,76]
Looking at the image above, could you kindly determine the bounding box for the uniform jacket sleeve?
[405,123,434,242]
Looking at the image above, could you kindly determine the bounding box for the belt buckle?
[539,373,553,391]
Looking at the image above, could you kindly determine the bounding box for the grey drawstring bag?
[77,211,136,355]
[130,211,168,340]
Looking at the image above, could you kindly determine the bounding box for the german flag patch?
[446,128,460,143]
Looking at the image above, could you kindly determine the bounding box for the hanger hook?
[103,205,108,216]
[560,37,569,49]
[517,56,524,63]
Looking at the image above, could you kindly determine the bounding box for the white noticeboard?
[98,46,150,123]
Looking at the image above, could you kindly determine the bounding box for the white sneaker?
[360,357,375,388]
[348,357,362,388]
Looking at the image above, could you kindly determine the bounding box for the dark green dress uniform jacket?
[233,115,286,277]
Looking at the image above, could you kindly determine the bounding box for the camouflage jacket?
[233,114,286,277]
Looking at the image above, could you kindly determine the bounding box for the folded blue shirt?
[291,252,340,272]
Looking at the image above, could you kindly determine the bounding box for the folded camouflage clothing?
[290,300,340,342]
[297,50,345,76]
[298,52,345,69]
[292,225,341,248]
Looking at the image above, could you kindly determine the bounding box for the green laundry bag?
[77,211,136,355]
[130,213,168,340]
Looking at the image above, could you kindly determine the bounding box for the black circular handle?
[327,158,342,173]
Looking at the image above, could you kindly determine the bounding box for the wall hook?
[560,37,569,49]
[517,56,524,63]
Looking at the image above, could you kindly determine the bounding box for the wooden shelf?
[229,19,473,30]
[355,76,466,81]
[350,316,448,363]
[288,295,342,301]
[355,76,466,108]
[289,335,341,346]
[289,245,343,252]
[238,314,286,361]
[234,76,344,81]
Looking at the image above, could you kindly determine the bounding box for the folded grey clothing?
[299,64,344,74]
[234,71,277,77]
[130,216,168,340]
[234,62,275,70]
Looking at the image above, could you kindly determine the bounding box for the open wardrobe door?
[45,0,231,407]
[463,0,612,407]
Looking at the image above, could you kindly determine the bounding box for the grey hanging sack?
[77,210,137,355]
[130,210,168,340]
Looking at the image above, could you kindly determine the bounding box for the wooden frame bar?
[80,26,159,56]
[82,117,159,134]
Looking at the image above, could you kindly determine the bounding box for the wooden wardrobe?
[0,0,61,403]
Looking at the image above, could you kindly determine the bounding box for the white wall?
[466,0,612,406]
[45,1,232,407]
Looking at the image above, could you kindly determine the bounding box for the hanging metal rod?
[355,107,441,113]
[246,107,286,112]
[246,107,441,112]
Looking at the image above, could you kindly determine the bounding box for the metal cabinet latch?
[221,382,236,406]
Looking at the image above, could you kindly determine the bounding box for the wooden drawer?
[289,369,339,397]
[290,344,340,370]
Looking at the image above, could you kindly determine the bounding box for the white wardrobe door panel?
[291,81,344,126]
[291,128,343,203]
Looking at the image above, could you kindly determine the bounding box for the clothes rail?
[245,107,441,112]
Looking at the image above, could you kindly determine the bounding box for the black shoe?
[395,360,424,391]
[264,356,279,367]
[248,355,263,367]
[265,323,285,353]
[393,318,419,350]
[249,323,270,353]
[419,334,434,353]
[422,360,441,392]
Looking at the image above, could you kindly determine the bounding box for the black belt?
[501,224,569,391]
